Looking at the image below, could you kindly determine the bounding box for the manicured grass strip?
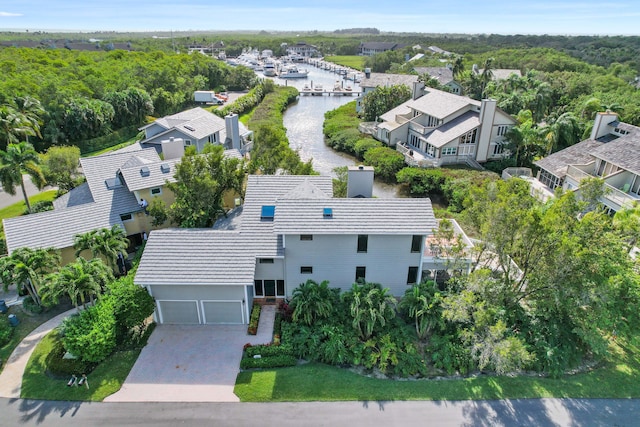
[81,136,139,157]
[21,330,140,401]
[0,189,58,222]
[235,339,640,401]
[325,56,365,71]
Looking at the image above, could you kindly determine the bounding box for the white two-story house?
[134,167,439,325]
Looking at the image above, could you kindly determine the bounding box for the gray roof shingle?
[407,88,480,119]
[534,139,604,177]
[360,73,419,89]
[423,111,480,148]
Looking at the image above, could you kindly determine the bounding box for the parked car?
[216,92,229,102]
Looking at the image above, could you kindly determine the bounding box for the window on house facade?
[441,147,457,156]
[497,125,509,137]
[460,129,478,144]
[150,187,162,196]
[301,266,313,274]
[355,266,366,281]
[539,169,562,190]
[277,280,285,296]
[411,235,422,253]
[120,213,133,222]
[407,266,419,284]
[259,258,274,264]
[184,139,192,146]
[254,280,264,297]
[357,235,368,253]
[300,234,313,241]
[491,142,504,156]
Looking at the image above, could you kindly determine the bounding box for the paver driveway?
[105,306,274,403]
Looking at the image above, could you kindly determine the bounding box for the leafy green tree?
[167,145,245,228]
[363,146,405,182]
[73,225,130,272]
[360,84,411,122]
[41,257,113,310]
[0,247,60,307]
[13,96,45,144]
[613,202,640,248]
[290,280,339,326]
[148,197,169,227]
[0,142,46,213]
[332,166,348,198]
[539,111,582,154]
[104,87,154,128]
[40,145,80,192]
[104,275,156,344]
[342,281,397,340]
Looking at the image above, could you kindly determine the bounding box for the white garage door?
[202,301,244,324]
[158,300,200,324]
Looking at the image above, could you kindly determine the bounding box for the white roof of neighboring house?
[379,103,412,123]
[360,73,419,90]
[413,67,455,85]
[119,158,179,192]
[407,88,480,119]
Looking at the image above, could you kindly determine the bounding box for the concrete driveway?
[105,306,274,403]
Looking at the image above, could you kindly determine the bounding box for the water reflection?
[274,65,399,198]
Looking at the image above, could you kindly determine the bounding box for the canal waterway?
[266,64,400,198]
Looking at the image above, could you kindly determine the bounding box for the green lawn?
[0,304,71,375]
[325,56,365,71]
[235,337,640,401]
[0,189,58,222]
[21,330,141,401]
[81,135,140,157]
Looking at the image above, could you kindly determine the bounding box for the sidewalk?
[0,307,76,398]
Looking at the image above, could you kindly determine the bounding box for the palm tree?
[451,55,464,80]
[399,282,442,340]
[74,225,129,271]
[540,112,582,155]
[479,57,495,98]
[14,96,45,143]
[41,257,113,310]
[0,142,46,213]
[0,105,33,150]
[343,281,396,340]
[0,247,61,306]
[290,279,337,325]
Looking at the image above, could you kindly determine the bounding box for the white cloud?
[0,12,22,17]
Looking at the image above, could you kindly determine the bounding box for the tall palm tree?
[0,247,61,306]
[540,112,582,155]
[0,142,46,213]
[0,105,32,150]
[451,55,464,80]
[41,257,113,310]
[14,96,45,143]
[74,225,129,271]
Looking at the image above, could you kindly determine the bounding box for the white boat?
[312,84,323,95]
[279,65,309,79]
[263,60,277,77]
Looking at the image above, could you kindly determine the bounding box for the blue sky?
[1,1,638,35]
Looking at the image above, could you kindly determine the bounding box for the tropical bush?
[240,355,297,369]
[248,304,261,335]
[44,330,97,377]
[363,147,405,183]
[61,299,117,363]
[244,344,293,358]
[103,275,155,345]
[22,295,44,314]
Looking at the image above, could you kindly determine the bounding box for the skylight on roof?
[323,207,333,218]
[184,125,196,132]
[140,166,150,177]
[261,205,275,221]
[105,177,122,190]
[160,163,170,173]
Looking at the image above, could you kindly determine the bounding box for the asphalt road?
[0,175,55,210]
[2,398,640,426]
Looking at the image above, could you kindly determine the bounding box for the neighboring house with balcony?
[3,147,178,264]
[284,42,318,58]
[533,112,640,213]
[373,83,516,167]
[134,166,441,325]
[413,66,463,95]
[139,108,253,156]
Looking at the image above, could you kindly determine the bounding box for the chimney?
[590,112,619,140]
[476,99,497,163]
[225,113,241,150]
[161,137,185,160]
[364,67,371,79]
[412,81,425,100]
[347,165,374,198]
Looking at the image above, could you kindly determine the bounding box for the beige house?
[3,146,177,264]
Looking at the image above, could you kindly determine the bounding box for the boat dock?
[300,88,361,96]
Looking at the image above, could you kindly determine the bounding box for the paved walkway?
[0,307,77,398]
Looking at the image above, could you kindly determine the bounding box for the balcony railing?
[566,165,594,182]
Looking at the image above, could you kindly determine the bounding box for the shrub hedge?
[44,330,97,377]
[240,355,297,369]
[248,304,261,335]
[244,344,293,358]
[0,316,13,347]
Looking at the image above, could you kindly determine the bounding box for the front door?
[264,280,276,297]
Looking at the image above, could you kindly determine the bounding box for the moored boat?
[279,65,309,79]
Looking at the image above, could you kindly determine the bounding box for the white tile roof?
[407,88,480,119]
[119,158,179,192]
[273,198,435,235]
[423,111,480,148]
